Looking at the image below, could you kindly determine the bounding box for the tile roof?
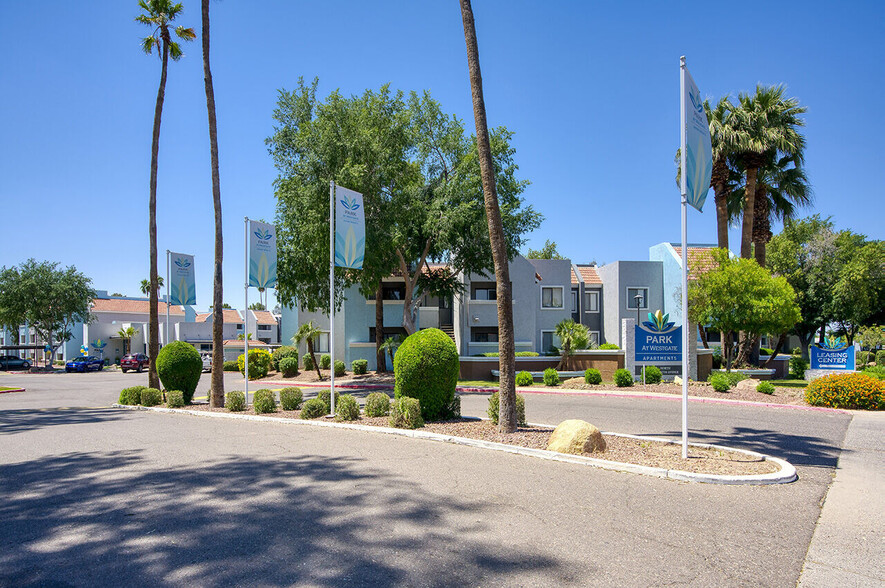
[195,309,243,324]
[251,310,277,325]
[223,339,272,347]
[92,298,184,315]
[575,265,602,285]
[673,246,719,280]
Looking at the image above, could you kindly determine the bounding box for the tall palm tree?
[293,321,323,380]
[459,0,517,433]
[140,276,164,296]
[137,0,195,388]
[201,0,225,408]
[732,85,806,259]
[704,97,745,251]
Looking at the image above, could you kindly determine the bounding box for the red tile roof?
[673,246,719,280]
[252,310,277,325]
[575,265,602,285]
[92,298,184,315]
[195,309,243,324]
[223,339,272,347]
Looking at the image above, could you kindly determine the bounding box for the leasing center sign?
[810,338,855,370]
[635,311,682,364]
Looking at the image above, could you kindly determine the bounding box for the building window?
[471,327,498,343]
[584,290,599,313]
[541,331,561,353]
[589,331,600,346]
[257,325,271,331]
[541,286,563,309]
[626,287,648,310]
[368,327,408,341]
[312,332,330,353]
[368,284,407,301]
[471,282,497,301]
[200,344,211,352]
[236,323,244,330]
[571,290,578,312]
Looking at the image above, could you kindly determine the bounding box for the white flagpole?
[329,180,336,416]
[679,55,689,460]
[244,217,250,404]
[165,249,170,348]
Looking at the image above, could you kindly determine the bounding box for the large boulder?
[734,378,760,392]
[546,419,606,455]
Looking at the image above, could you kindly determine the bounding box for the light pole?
[634,293,645,384]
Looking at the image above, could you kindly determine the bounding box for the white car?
[201,353,212,372]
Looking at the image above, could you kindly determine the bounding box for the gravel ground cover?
[560,377,808,405]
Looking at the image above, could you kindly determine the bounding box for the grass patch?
[769,379,807,388]
[457,379,499,388]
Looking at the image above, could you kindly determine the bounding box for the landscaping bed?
[560,378,809,406]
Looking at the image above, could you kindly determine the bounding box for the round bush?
[279,357,299,378]
[300,397,326,419]
[393,328,458,421]
[789,356,809,379]
[280,387,303,411]
[320,354,331,370]
[710,373,731,392]
[756,381,775,395]
[223,360,239,372]
[335,394,360,421]
[643,366,662,385]
[237,348,272,380]
[543,368,560,386]
[167,390,185,408]
[515,371,534,387]
[389,397,424,429]
[227,390,246,412]
[352,359,368,375]
[487,391,526,426]
[303,353,315,370]
[613,368,634,387]
[805,373,884,410]
[140,387,162,407]
[271,345,298,371]
[252,389,276,414]
[365,392,391,417]
[317,389,338,413]
[334,360,346,377]
[584,368,602,385]
[118,386,145,405]
[156,341,203,403]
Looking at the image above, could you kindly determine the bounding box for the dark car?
[0,355,31,371]
[121,353,150,373]
[66,356,103,373]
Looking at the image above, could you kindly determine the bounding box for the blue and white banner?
[682,66,712,212]
[169,252,196,305]
[635,311,682,363]
[249,221,278,288]
[334,184,365,270]
[810,339,856,371]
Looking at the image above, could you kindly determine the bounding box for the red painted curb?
[0,388,25,394]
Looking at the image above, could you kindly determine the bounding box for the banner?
[682,67,712,212]
[635,311,682,364]
[249,221,278,288]
[334,185,365,269]
[169,252,196,305]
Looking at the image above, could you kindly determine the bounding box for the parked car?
[0,355,31,371]
[121,353,150,373]
[201,353,212,372]
[66,356,103,373]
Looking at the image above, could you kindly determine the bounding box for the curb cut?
[113,404,797,485]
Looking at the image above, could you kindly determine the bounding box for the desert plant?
[140,387,162,407]
[487,390,526,426]
[613,368,634,387]
[394,328,459,421]
[280,387,303,410]
[156,341,203,403]
[515,371,534,386]
[300,397,327,419]
[303,353,314,371]
[584,368,602,385]
[389,397,424,429]
[756,381,775,395]
[271,345,298,372]
[226,390,245,411]
[320,354,331,370]
[252,389,276,414]
[710,373,731,392]
[643,366,662,384]
[441,395,461,419]
[789,355,809,379]
[805,372,884,410]
[599,343,619,350]
[223,360,239,372]
[167,390,185,407]
[334,360,346,377]
[334,394,360,421]
[293,321,323,379]
[118,386,146,405]
[237,348,272,380]
[365,392,391,417]
[317,389,338,413]
[279,357,299,378]
[542,368,560,386]
[352,359,368,375]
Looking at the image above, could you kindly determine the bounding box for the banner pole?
[329,180,336,416]
[165,249,170,348]
[244,216,250,405]
[680,56,689,460]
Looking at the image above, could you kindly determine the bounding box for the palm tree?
[704,97,746,251]
[554,319,590,370]
[136,0,195,389]
[378,335,402,372]
[459,0,518,434]
[140,276,164,296]
[201,0,225,408]
[293,321,323,380]
[236,332,253,341]
[732,85,807,259]
[117,326,139,355]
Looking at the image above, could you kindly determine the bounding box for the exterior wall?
[245,310,280,346]
[578,284,603,343]
[598,260,664,348]
[648,242,684,327]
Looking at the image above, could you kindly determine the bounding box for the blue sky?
[2,1,882,310]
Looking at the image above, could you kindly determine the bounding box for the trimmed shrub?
[487,390,526,426]
[140,387,162,407]
[862,366,885,381]
[365,392,392,417]
[320,354,331,370]
[805,372,884,410]
[252,389,276,414]
[543,368,560,386]
[759,347,774,356]
[334,360,346,377]
[271,345,298,372]
[279,357,299,377]
[877,350,885,366]
[118,386,145,405]
[303,354,315,371]
[223,360,239,372]
[856,351,870,368]
[643,365,662,384]
[441,395,461,419]
[389,397,424,429]
[789,355,809,379]
[394,328,459,421]
[280,387,303,410]
[710,373,731,392]
[352,359,368,375]
[237,348,272,380]
[613,368,634,387]
[156,341,203,403]
[317,389,338,413]
[515,371,534,386]
[724,371,747,387]
[227,390,246,412]
[584,368,602,385]
[335,394,360,421]
[599,343,619,350]
[300,398,327,419]
[167,390,185,408]
[756,381,775,395]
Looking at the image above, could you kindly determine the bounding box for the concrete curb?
[113,404,797,485]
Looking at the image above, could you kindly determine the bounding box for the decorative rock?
[735,378,760,392]
[673,376,683,385]
[546,419,606,455]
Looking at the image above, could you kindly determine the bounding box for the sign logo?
[174,257,191,269]
[340,195,361,212]
[810,338,854,370]
[254,228,273,241]
[642,310,675,333]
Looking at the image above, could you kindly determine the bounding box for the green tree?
[526,240,565,260]
[236,332,252,340]
[248,302,266,311]
[379,335,403,372]
[0,259,95,366]
[293,321,323,380]
[857,325,885,351]
[136,0,195,388]
[140,276,164,296]
[688,250,801,369]
[117,326,139,355]
[830,237,885,344]
[553,319,590,370]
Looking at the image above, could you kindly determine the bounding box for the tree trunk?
[307,340,322,380]
[202,0,225,408]
[147,35,170,390]
[762,332,788,368]
[397,243,431,336]
[375,284,385,372]
[698,324,709,349]
[460,0,517,433]
[711,155,729,251]
[740,166,758,259]
[752,188,771,267]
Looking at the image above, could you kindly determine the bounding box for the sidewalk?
[798,411,885,587]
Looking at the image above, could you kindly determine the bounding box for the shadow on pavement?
[0,408,127,436]
[0,450,567,587]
